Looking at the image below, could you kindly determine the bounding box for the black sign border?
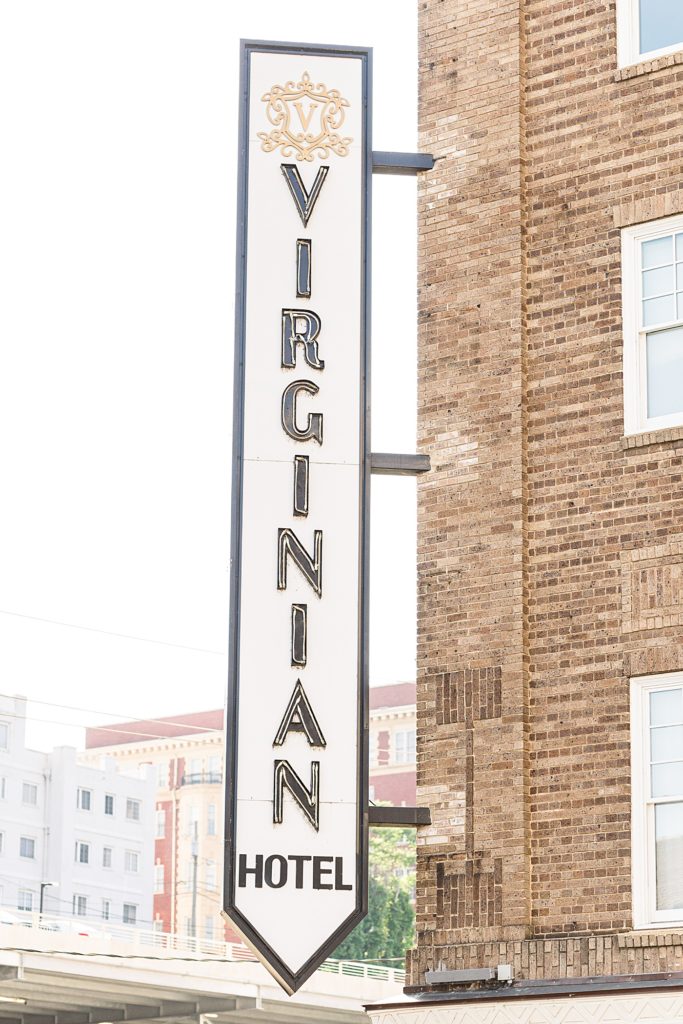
[222,38,372,996]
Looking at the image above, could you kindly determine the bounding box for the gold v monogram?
[259,72,352,161]
[294,101,315,131]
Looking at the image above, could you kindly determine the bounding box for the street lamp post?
[39,882,57,919]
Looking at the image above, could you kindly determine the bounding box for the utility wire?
[0,945,250,963]
[0,692,225,738]
[0,608,225,657]
[0,707,225,745]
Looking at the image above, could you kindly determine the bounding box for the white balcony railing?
[0,910,406,985]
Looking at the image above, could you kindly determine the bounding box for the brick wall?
[153,799,173,930]
[414,0,683,986]
[371,770,416,806]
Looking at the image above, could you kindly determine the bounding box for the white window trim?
[124,849,140,873]
[123,902,138,925]
[631,671,683,929]
[617,0,683,68]
[22,782,38,805]
[77,787,92,811]
[73,894,88,917]
[75,840,90,864]
[19,836,36,859]
[126,798,141,821]
[622,214,683,436]
[18,890,34,912]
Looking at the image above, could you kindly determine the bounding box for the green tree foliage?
[332,827,415,963]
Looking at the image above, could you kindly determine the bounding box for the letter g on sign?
[281,380,323,444]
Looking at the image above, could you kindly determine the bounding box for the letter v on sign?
[294,101,315,130]
[280,164,330,228]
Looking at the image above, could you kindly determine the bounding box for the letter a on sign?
[224,41,371,995]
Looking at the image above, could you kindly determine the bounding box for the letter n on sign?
[223,40,371,995]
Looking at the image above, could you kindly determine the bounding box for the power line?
[0,608,225,657]
[0,706,225,745]
[0,692,225,739]
[0,945,249,963]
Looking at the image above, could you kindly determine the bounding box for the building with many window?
[83,686,418,940]
[368,2,683,1023]
[83,710,231,941]
[0,695,154,926]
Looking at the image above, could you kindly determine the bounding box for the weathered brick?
[412,0,683,988]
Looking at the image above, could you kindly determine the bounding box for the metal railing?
[0,910,405,984]
[180,771,223,786]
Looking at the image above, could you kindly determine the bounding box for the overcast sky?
[0,1,418,751]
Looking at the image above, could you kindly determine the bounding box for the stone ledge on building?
[614,50,683,82]
[405,932,683,989]
[621,426,683,450]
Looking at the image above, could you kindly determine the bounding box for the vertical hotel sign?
[224,42,371,994]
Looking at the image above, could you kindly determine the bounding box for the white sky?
[0,2,418,751]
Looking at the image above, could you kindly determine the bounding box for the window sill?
[619,927,683,946]
[622,425,683,450]
[615,49,683,81]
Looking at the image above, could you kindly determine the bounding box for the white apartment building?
[0,695,154,927]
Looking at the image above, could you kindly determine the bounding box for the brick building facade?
[369,1,683,1021]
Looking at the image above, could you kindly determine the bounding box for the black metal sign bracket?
[370,453,430,476]
[369,805,431,827]
[372,151,435,175]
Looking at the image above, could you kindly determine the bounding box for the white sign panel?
[224,41,371,995]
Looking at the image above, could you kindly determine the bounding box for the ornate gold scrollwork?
[258,71,352,161]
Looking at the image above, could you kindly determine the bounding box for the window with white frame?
[156,761,168,788]
[22,782,37,805]
[77,787,92,811]
[631,673,683,927]
[622,216,683,435]
[204,916,215,941]
[73,894,87,917]
[19,836,35,859]
[75,841,90,864]
[617,0,683,67]
[155,808,165,838]
[187,804,199,837]
[154,863,164,894]
[0,778,6,799]
[102,846,112,869]
[101,899,111,921]
[18,890,33,912]
[207,803,216,836]
[126,798,141,821]
[205,859,217,891]
[123,903,137,925]
[124,850,139,873]
[394,729,416,765]
[104,793,114,816]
